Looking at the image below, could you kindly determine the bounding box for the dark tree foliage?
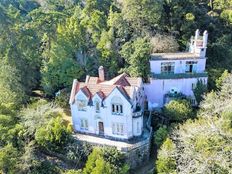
[193,79,208,105]
[0,0,232,173]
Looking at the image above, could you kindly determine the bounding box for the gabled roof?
[80,86,91,98]
[100,73,129,85]
[100,73,142,87]
[69,73,143,104]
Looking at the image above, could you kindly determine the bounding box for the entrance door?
[98,122,104,135]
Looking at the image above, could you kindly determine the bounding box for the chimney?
[85,75,90,83]
[98,66,105,82]
[195,29,200,40]
[203,30,208,48]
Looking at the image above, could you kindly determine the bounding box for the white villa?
[69,29,208,140]
[144,29,208,109]
[69,67,145,140]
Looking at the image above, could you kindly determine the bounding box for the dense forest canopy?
[0,0,231,173]
[1,0,232,99]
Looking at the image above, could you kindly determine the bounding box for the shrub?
[193,80,207,105]
[83,147,129,174]
[156,138,176,174]
[102,147,129,174]
[65,142,92,167]
[55,88,70,108]
[35,116,71,152]
[154,125,169,147]
[0,144,18,174]
[32,160,61,174]
[163,99,192,122]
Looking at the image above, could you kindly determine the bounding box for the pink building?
[145,30,208,109]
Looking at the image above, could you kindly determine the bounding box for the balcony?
[152,72,208,79]
[164,92,187,104]
[132,106,143,118]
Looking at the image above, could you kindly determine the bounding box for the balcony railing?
[152,72,208,79]
[132,109,143,118]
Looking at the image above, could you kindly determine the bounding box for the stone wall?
[124,139,151,169]
[73,111,153,170]
[124,111,153,169]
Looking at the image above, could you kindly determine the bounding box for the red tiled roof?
[79,83,116,97]
[125,77,141,86]
[96,91,105,99]
[80,86,91,98]
[69,73,142,104]
[87,76,101,84]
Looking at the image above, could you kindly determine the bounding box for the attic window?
[77,99,87,111]
[112,104,123,115]
[95,100,100,113]
[111,96,123,115]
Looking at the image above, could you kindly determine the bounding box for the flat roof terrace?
[150,52,202,60]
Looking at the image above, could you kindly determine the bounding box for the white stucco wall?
[144,77,208,108]
[132,117,143,136]
[150,58,207,74]
[71,87,144,140]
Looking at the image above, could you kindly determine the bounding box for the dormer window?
[161,62,175,74]
[186,61,197,73]
[77,99,87,111]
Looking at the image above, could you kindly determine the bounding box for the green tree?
[41,8,89,96]
[81,6,107,44]
[154,125,169,147]
[97,29,119,78]
[193,79,208,105]
[0,59,26,107]
[35,116,71,152]
[121,0,162,36]
[156,138,176,174]
[65,141,92,168]
[83,148,129,174]
[41,55,84,96]
[83,148,111,174]
[216,70,229,90]
[156,74,232,173]
[20,100,62,137]
[0,144,18,174]
[120,37,151,80]
[102,147,129,174]
[163,99,193,122]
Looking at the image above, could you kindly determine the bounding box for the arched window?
[76,95,87,111]
[95,99,100,113]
